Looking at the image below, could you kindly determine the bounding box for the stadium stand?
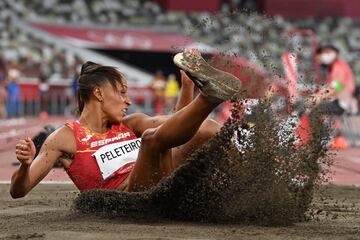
[6,0,360,84]
[0,0,81,81]
[2,0,360,145]
[1,0,153,84]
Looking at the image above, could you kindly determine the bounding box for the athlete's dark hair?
[77,61,125,113]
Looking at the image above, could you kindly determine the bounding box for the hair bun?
[80,61,102,76]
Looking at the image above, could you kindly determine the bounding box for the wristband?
[331,80,344,92]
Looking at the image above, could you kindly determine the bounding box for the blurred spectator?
[0,80,7,119]
[5,0,360,85]
[6,63,21,118]
[315,43,357,115]
[38,73,49,118]
[5,0,360,119]
[152,70,166,114]
[0,56,6,81]
[164,73,179,113]
[69,65,80,115]
[0,56,7,118]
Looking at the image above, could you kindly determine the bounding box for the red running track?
[1,117,360,186]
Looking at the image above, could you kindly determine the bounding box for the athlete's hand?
[15,137,36,166]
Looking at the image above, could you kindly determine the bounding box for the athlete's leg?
[171,72,220,167]
[123,118,220,192]
[126,49,240,192]
[126,94,219,191]
[171,119,221,168]
[175,70,194,111]
[169,70,219,166]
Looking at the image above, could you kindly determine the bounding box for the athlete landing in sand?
[10,49,242,198]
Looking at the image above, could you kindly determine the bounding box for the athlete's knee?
[141,128,161,150]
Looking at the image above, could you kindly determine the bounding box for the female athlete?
[10,49,241,198]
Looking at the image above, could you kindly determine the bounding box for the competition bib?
[93,138,141,180]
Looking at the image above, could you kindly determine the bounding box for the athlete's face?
[99,80,131,123]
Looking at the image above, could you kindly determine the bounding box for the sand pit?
[1,102,359,239]
[0,183,359,240]
[73,100,333,226]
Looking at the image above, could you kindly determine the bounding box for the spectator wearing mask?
[312,43,358,149]
[315,43,357,115]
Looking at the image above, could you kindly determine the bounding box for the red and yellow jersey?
[65,120,138,191]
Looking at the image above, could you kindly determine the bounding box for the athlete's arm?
[123,113,169,137]
[10,126,75,198]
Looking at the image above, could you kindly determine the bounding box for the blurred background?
[1,0,360,183]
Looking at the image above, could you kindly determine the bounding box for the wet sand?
[1,184,359,240]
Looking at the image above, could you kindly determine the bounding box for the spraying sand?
[74,99,333,226]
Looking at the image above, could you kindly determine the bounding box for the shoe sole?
[173,52,241,102]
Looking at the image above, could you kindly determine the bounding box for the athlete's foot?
[173,49,242,103]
